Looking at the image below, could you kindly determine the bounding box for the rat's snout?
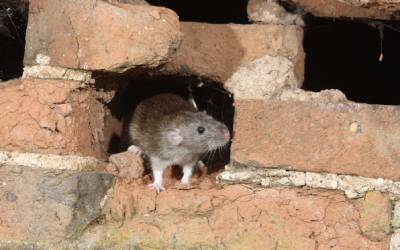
[223,128,230,141]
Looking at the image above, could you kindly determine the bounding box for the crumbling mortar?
[220,163,400,200]
[65,11,81,69]
[0,151,104,171]
[23,65,92,83]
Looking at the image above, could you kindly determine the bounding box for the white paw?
[180,178,190,186]
[127,145,143,155]
[148,183,165,193]
[197,160,205,168]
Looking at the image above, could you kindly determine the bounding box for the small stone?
[392,201,400,229]
[108,151,145,179]
[350,121,361,133]
[289,172,306,186]
[226,54,299,100]
[35,54,50,65]
[247,0,304,25]
[5,192,17,202]
[261,177,271,186]
[305,172,338,189]
[344,189,360,199]
[273,177,291,186]
[390,233,400,250]
[217,169,255,183]
[356,191,391,241]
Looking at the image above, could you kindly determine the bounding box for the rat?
[127,93,230,192]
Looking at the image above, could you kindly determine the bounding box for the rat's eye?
[197,126,205,134]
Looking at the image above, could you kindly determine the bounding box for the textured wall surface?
[0,165,113,241]
[0,78,107,158]
[1,0,399,248]
[24,0,181,72]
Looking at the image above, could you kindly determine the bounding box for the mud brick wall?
[0,78,106,158]
[1,0,400,249]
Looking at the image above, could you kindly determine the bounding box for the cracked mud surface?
[0,79,105,158]
[99,178,389,249]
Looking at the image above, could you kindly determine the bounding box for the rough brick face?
[160,22,304,83]
[98,182,389,249]
[0,165,113,241]
[357,192,392,241]
[0,79,106,158]
[1,0,399,247]
[231,99,400,180]
[24,0,181,72]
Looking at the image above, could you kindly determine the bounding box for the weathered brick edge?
[217,164,400,248]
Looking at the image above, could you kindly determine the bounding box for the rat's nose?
[223,128,230,141]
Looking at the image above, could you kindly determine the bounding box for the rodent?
[128,93,230,192]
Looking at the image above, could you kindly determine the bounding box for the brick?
[24,0,181,72]
[99,184,388,249]
[0,79,106,158]
[0,165,113,241]
[356,192,392,241]
[0,183,390,248]
[231,98,400,180]
[290,0,399,19]
[160,22,304,84]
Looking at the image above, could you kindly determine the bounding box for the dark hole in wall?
[98,74,234,174]
[146,0,249,24]
[0,0,28,81]
[303,16,400,105]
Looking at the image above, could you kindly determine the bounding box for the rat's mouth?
[208,137,230,151]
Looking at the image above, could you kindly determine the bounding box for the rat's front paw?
[148,183,165,193]
[180,179,190,186]
[127,145,143,156]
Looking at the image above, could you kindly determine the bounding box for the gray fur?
[128,93,230,191]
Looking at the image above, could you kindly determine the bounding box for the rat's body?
[128,93,230,192]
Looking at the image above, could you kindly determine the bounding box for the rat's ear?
[166,128,183,145]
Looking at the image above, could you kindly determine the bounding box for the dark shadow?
[303,16,400,105]
[146,0,249,24]
[0,0,28,81]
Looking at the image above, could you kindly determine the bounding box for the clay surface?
[96,181,389,249]
[160,22,304,84]
[356,192,392,241]
[24,0,181,72]
[232,99,400,180]
[0,79,106,158]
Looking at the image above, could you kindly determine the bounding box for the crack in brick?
[64,10,81,68]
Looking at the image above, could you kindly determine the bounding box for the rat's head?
[163,111,230,154]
